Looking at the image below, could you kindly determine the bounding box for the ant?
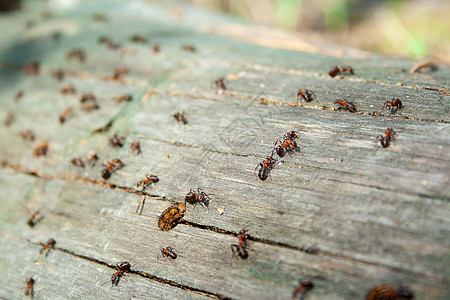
[82,103,100,111]
[93,13,108,22]
[4,112,14,127]
[27,211,41,227]
[181,45,195,52]
[110,134,126,148]
[366,285,414,300]
[87,154,99,166]
[15,90,23,102]
[185,188,211,207]
[329,65,354,77]
[292,280,314,300]
[382,98,403,113]
[19,130,35,141]
[40,238,56,256]
[112,67,129,80]
[376,128,396,148]
[274,133,299,157]
[98,35,111,44]
[160,246,177,259]
[296,89,318,106]
[136,174,159,191]
[24,61,40,75]
[80,94,96,103]
[231,244,248,260]
[101,159,124,180]
[113,94,132,102]
[255,152,278,181]
[71,158,85,168]
[34,141,49,157]
[158,203,186,231]
[111,262,131,287]
[130,141,142,155]
[66,49,86,62]
[173,112,188,124]
[59,108,74,124]
[237,229,250,248]
[215,77,226,90]
[131,35,146,43]
[334,100,356,112]
[53,69,65,81]
[25,277,35,297]
[61,85,76,94]
[152,43,160,53]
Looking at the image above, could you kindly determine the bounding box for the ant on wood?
[101,159,124,180]
[274,131,300,157]
[255,152,278,181]
[334,100,356,112]
[382,97,403,113]
[160,246,178,260]
[59,108,74,124]
[130,141,141,155]
[376,128,396,148]
[366,285,414,300]
[19,130,35,141]
[296,89,318,106]
[136,174,159,191]
[66,49,86,62]
[231,229,250,260]
[185,188,211,208]
[329,65,354,77]
[40,238,56,256]
[173,112,188,124]
[113,94,132,102]
[111,262,131,287]
[25,277,35,297]
[27,211,42,227]
[292,280,314,300]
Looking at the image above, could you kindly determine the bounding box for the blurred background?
[183,0,450,62]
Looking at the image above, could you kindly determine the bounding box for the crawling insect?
[111,261,131,287]
[59,108,74,124]
[215,77,226,90]
[296,89,318,105]
[377,128,396,148]
[25,278,35,297]
[66,49,86,62]
[4,112,14,127]
[24,61,40,75]
[27,211,41,227]
[136,174,159,191]
[185,188,211,207]
[19,130,35,141]
[255,153,278,181]
[71,158,85,168]
[40,238,56,256]
[131,35,146,43]
[366,285,414,300]
[110,134,126,148]
[334,100,356,112]
[80,94,96,103]
[151,43,160,53]
[181,45,195,52]
[382,98,403,113]
[61,85,76,94]
[292,280,314,300]
[158,203,186,231]
[160,246,177,259]
[173,112,188,124]
[231,244,248,260]
[15,91,23,102]
[274,137,299,157]
[130,141,142,155]
[101,159,124,180]
[34,141,49,157]
[329,65,354,77]
[113,94,132,102]
[54,69,65,81]
[112,67,129,80]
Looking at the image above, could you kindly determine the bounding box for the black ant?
[185,188,211,207]
[382,98,403,113]
[59,108,74,123]
[131,35,146,43]
[19,130,35,141]
[160,246,177,259]
[334,100,356,112]
[112,67,129,80]
[296,89,318,106]
[136,174,159,191]
[255,152,278,181]
[329,65,354,77]
[101,159,124,180]
[61,85,76,94]
[376,128,396,148]
[231,244,248,259]
[111,262,131,287]
[40,238,56,256]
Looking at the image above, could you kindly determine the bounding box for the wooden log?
[0,0,449,299]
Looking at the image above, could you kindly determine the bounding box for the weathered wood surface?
[0,0,449,299]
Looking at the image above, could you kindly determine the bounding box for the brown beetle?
[158,203,186,231]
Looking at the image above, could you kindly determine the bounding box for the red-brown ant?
[4,112,14,127]
[93,13,108,22]
[131,35,146,43]
[366,285,414,300]
[71,158,85,168]
[292,280,314,300]
[24,61,40,75]
[34,141,49,157]
[274,132,299,157]
[19,130,35,141]
[238,229,249,248]
[173,112,188,124]
[110,134,126,148]
[80,94,96,103]
[181,45,195,52]
[160,246,177,259]
[82,103,100,111]
[15,91,23,102]
[53,69,65,81]
[87,154,99,166]
[61,85,76,94]
[40,238,56,256]
[59,108,74,124]
[136,174,159,191]
[112,67,129,80]
[382,98,403,113]
[130,141,141,155]
[329,65,354,77]
[27,211,41,227]
[256,152,278,181]
[113,94,132,102]
[296,89,318,105]
[185,188,211,207]
[231,244,248,260]
[334,100,356,112]
[151,43,160,53]
[111,262,131,287]
[25,278,35,297]
[158,203,186,231]
[215,77,226,90]
[101,159,124,180]
[377,128,396,148]
[66,49,86,62]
